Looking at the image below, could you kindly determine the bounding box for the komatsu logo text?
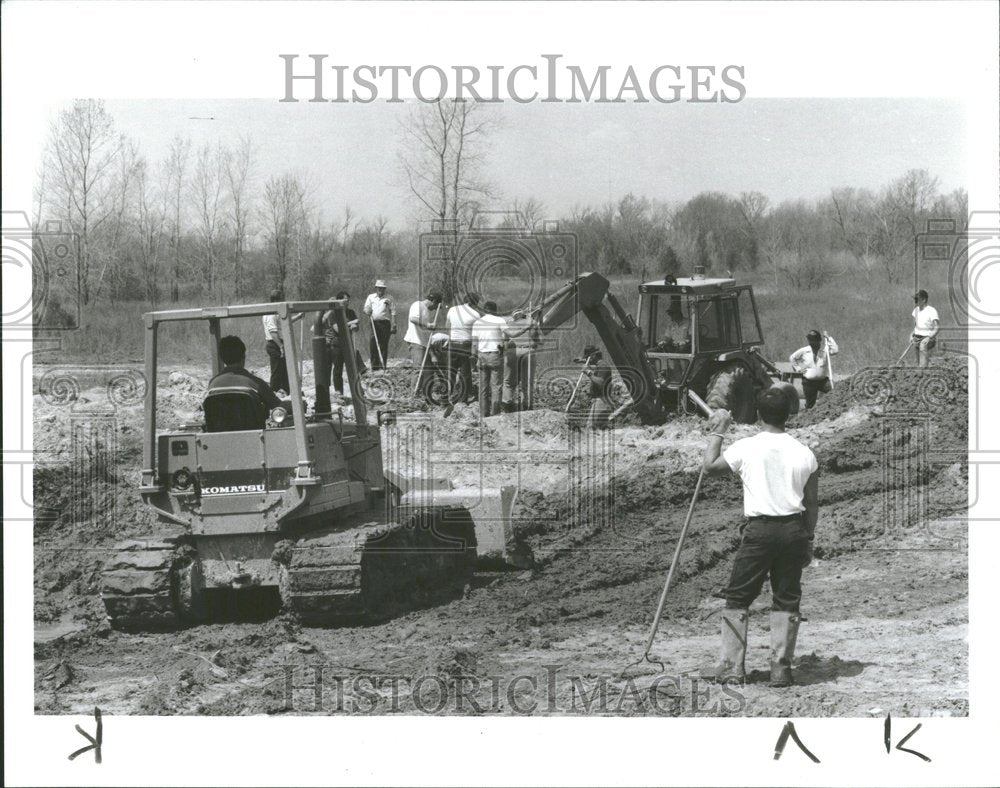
[202,484,265,495]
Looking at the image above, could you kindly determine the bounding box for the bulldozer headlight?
[172,468,194,490]
[270,406,288,425]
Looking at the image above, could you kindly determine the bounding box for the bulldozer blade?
[398,482,529,569]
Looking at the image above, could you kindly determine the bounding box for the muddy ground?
[33,356,969,716]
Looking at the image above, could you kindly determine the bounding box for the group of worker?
[259,279,940,422]
[787,288,939,410]
[310,279,543,419]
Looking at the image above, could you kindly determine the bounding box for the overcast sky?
[102,98,965,229]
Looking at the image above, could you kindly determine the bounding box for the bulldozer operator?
[204,336,288,432]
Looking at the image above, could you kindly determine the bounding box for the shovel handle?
[641,390,714,657]
[565,359,591,412]
[643,464,707,655]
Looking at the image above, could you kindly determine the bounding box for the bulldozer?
[529,267,800,424]
[100,298,517,631]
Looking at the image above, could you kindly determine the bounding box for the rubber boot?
[700,608,748,684]
[769,611,801,687]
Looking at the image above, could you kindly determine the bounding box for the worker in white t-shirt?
[700,387,820,688]
[789,329,839,409]
[445,293,482,405]
[911,289,939,368]
[262,288,289,395]
[471,301,507,417]
[404,292,444,395]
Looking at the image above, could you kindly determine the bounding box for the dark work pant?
[448,341,473,403]
[369,319,391,370]
[802,377,832,409]
[328,345,346,394]
[265,340,289,394]
[724,515,810,613]
[327,346,366,395]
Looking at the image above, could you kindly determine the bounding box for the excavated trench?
[33,356,969,716]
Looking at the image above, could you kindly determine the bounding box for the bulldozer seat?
[203,386,268,432]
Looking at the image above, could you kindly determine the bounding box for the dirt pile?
[32,354,968,718]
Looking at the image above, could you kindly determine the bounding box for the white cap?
[374,279,387,288]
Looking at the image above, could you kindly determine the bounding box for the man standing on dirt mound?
[446,293,482,405]
[363,279,397,371]
[472,301,507,417]
[404,291,444,396]
[700,388,820,687]
[789,329,839,409]
[911,289,939,368]
[263,289,290,396]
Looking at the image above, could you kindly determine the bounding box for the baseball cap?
[913,289,928,302]
[806,329,821,340]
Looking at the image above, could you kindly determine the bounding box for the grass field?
[40,265,960,377]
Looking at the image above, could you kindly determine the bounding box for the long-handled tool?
[620,389,717,677]
[824,333,835,391]
[565,358,592,412]
[895,337,914,367]
[370,315,386,369]
[414,302,443,396]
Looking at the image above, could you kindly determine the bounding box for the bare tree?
[43,99,125,305]
[164,135,191,301]
[134,156,169,305]
[96,138,142,303]
[828,187,879,280]
[399,99,496,297]
[262,173,308,295]
[885,169,940,236]
[223,134,256,301]
[191,143,227,300]
[506,197,547,230]
[340,204,355,258]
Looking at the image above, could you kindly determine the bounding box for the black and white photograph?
[4,1,998,785]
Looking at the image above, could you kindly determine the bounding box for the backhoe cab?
[638,273,800,422]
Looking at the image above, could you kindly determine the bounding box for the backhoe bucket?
[393,476,528,568]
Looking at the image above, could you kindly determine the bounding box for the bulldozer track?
[101,538,184,631]
[281,507,478,625]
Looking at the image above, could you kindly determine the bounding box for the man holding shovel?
[404,292,444,397]
[699,388,820,687]
[910,289,940,368]
[363,279,396,370]
[789,329,839,409]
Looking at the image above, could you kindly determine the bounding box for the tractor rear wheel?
[706,363,757,423]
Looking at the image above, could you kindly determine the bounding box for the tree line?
[35,99,966,313]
